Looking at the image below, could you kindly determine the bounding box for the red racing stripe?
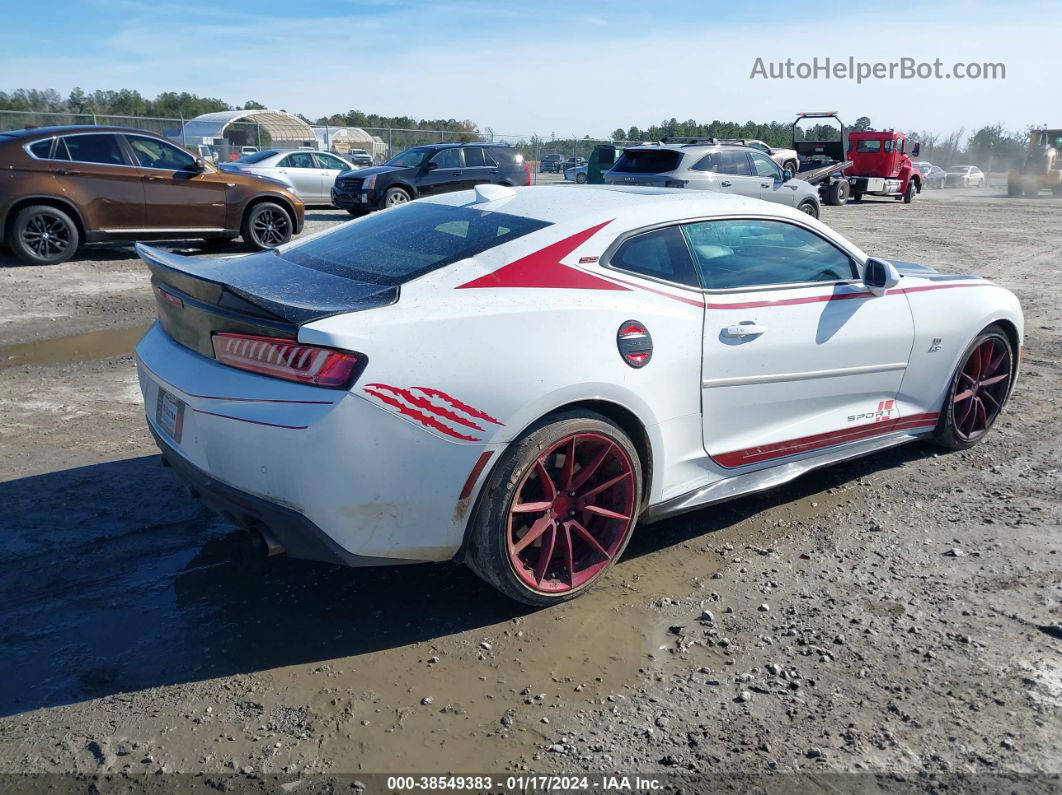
[713,412,939,468]
[362,387,480,442]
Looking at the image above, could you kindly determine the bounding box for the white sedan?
[220,149,356,204]
[135,184,1023,605]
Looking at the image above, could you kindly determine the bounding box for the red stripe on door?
[713,412,939,468]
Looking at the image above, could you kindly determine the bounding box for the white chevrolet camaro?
[135,184,1023,605]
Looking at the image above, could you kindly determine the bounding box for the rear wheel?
[466,412,642,606]
[826,179,850,206]
[783,160,798,175]
[851,191,863,202]
[242,202,292,250]
[575,172,587,184]
[933,326,1013,450]
[797,199,819,218]
[8,205,79,265]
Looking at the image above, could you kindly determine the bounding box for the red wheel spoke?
[561,523,575,587]
[569,441,612,492]
[981,389,1001,409]
[583,504,630,521]
[560,436,576,490]
[533,524,557,585]
[570,520,611,561]
[980,373,1009,387]
[956,398,975,434]
[975,398,988,432]
[535,460,557,500]
[958,371,976,386]
[512,501,552,514]
[579,470,630,501]
[953,389,975,403]
[512,514,553,555]
[986,349,1008,377]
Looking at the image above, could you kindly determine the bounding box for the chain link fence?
[0,109,621,185]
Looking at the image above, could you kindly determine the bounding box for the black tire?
[1053,184,1062,198]
[783,160,798,175]
[1007,179,1021,197]
[902,182,916,203]
[241,202,292,250]
[851,191,863,202]
[465,410,643,607]
[383,186,411,208]
[345,208,368,217]
[575,172,587,184]
[826,179,850,206]
[797,199,819,219]
[933,325,1013,451]
[8,204,79,265]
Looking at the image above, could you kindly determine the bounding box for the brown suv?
[0,126,305,265]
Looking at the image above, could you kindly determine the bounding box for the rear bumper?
[151,425,412,567]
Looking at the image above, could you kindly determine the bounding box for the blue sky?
[1,0,1055,139]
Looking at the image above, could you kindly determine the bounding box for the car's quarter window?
[682,219,857,290]
[281,152,316,169]
[314,153,348,170]
[749,152,782,179]
[59,134,128,166]
[127,136,197,171]
[463,147,490,167]
[27,138,53,158]
[278,203,550,286]
[608,226,700,288]
[431,148,462,169]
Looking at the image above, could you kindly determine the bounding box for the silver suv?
[604,142,821,218]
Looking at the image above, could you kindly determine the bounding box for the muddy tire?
[826,179,850,206]
[8,204,79,265]
[902,182,916,203]
[933,325,1013,451]
[242,202,292,250]
[465,411,642,606]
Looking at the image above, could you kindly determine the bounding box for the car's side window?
[60,134,128,166]
[431,148,462,169]
[281,152,316,169]
[463,148,488,167]
[127,136,197,171]
[682,219,857,290]
[716,150,752,176]
[749,152,781,179]
[28,139,53,158]
[314,153,347,170]
[609,226,700,288]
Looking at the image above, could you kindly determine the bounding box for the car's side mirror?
[782,168,793,181]
[863,257,901,296]
[425,161,438,171]
[194,157,207,173]
[911,143,921,157]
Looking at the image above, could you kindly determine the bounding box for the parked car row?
[913,160,985,189]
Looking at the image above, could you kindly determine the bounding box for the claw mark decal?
[363,384,503,442]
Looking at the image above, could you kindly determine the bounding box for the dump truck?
[1008,127,1062,197]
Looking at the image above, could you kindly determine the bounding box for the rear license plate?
[156,387,185,443]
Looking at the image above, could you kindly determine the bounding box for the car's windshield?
[386,148,430,168]
[236,150,278,164]
[611,149,683,173]
[278,203,551,286]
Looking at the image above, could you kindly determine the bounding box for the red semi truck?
[793,112,922,205]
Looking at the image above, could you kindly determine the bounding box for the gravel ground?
[0,186,1059,790]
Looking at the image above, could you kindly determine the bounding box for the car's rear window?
[611,149,683,173]
[278,203,551,286]
[237,150,278,163]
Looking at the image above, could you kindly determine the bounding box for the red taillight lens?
[211,332,362,388]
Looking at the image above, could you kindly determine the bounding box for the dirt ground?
[0,186,1059,790]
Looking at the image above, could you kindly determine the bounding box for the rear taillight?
[211,332,363,388]
[523,163,532,185]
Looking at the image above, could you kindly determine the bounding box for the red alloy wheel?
[952,336,1012,441]
[506,432,636,595]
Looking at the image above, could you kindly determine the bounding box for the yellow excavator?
[1009,127,1062,197]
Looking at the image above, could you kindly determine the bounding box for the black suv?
[331,143,531,213]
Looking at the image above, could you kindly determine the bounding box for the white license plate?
[155,387,185,443]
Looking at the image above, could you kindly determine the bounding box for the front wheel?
[575,172,587,184]
[383,186,411,208]
[933,326,1013,450]
[797,199,819,218]
[466,412,642,606]
[242,202,292,249]
[8,205,79,265]
[902,183,916,203]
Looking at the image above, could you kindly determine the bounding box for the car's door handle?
[720,180,732,187]
[57,168,81,176]
[786,184,798,189]
[722,323,767,338]
[761,182,771,188]
[144,174,162,181]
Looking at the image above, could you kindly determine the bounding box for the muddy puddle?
[0,324,151,370]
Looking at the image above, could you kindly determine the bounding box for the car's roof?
[624,142,756,154]
[0,124,165,140]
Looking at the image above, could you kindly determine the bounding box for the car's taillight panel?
[211,332,364,389]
